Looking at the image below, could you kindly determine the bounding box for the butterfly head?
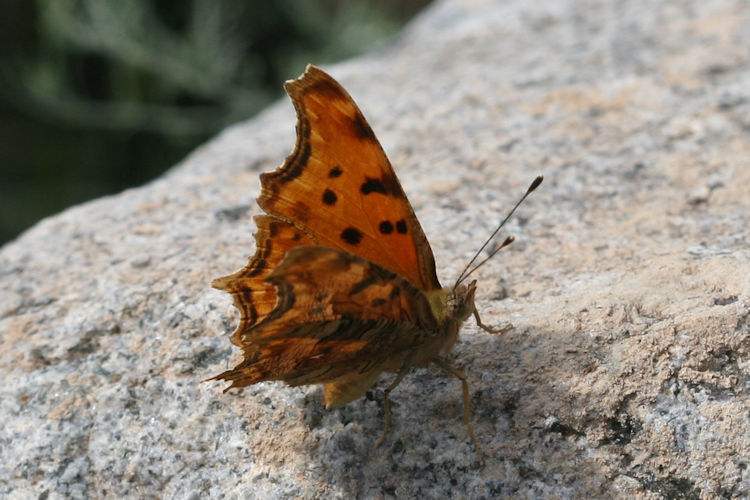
[425,280,477,327]
[447,280,478,323]
[422,280,477,358]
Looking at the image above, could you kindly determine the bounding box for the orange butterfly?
[211,64,541,461]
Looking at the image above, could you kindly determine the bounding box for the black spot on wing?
[379,221,393,234]
[328,166,343,178]
[371,298,387,307]
[396,219,407,234]
[340,227,363,245]
[322,189,337,206]
[361,177,387,195]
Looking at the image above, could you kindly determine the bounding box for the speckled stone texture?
[2,0,749,498]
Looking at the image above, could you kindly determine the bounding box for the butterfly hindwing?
[211,246,439,405]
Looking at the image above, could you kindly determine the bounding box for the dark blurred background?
[0,0,431,245]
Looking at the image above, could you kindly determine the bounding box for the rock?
[1,0,749,498]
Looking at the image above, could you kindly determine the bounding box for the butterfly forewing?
[259,65,441,292]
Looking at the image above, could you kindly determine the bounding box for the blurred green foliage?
[0,0,430,245]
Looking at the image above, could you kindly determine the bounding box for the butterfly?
[211,64,542,462]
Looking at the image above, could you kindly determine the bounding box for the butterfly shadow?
[290,322,618,496]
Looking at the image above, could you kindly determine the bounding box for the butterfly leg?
[375,365,410,449]
[432,358,485,465]
[473,306,512,335]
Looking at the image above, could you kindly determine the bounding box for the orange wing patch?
[259,65,441,291]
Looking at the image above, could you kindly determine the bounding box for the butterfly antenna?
[454,175,543,288]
